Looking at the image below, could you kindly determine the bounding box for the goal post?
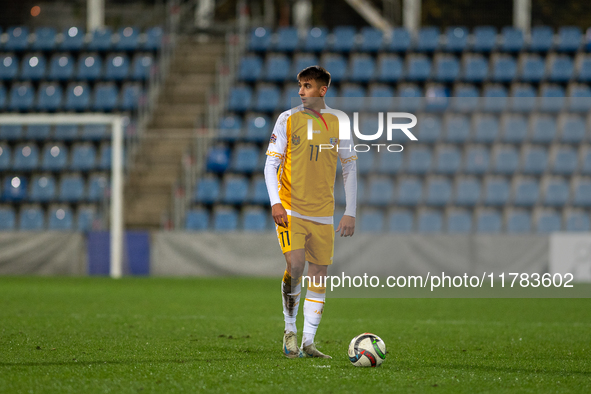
[0,113,125,278]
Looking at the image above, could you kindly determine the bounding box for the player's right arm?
[264,112,290,228]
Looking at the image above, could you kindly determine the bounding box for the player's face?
[298,78,327,106]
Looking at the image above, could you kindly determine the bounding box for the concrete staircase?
[125,36,225,229]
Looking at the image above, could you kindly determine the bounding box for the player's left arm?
[336,140,357,237]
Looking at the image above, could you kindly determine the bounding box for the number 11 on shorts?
[279,230,290,247]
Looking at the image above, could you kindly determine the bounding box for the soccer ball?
[348,333,386,367]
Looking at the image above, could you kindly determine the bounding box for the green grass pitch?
[1,277,590,393]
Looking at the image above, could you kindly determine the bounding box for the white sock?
[282,272,301,333]
[302,289,326,347]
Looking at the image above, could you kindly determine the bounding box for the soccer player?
[264,66,358,359]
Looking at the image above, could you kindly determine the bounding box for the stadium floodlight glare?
[0,113,124,278]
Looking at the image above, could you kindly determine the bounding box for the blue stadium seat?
[37,82,63,111]
[59,174,85,202]
[501,115,528,143]
[81,124,108,140]
[254,85,281,112]
[131,53,153,80]
[227,86,252,112]
[19,206,44,231]
[572,179,591,207]
[238,55,263,82]
[76,205,97,231]
[274,27,299,52]
[396,84,423,112]
[3,175,28,202]
[581,148,591,176]
[213,207,238,232]
[434,56,460,82]
[406,55,431,81]
[13,143,39,171]
[366,85,394,112]
[222,176,249,204]
[244,115,270,143]
[0,124,24,140]
[0,84,6,109]
[388,27,411,52]
[539,85,565,112]
[54,125,78,140]
[493,146,519,174]
[560,115,586,143]
[264,54,290,82]
[115,27,140,51]
[519,55,545,82]
[281,83,300,110]
[472,26,497,52]
[60,27,85,51]
[41,143,68,171]
[452,85,479,112]
[444,27,468,52]
[543,178,570,206]
[388,210,413,232]
[446,210,472,233]
[338,84,365,112]
[376,150,403,174]
[87,173,109,202]
[424,86,449,112]
[536,210,562,233]
[577,56,591,82]
[551,146,578,174]
[425,178,452,206]
[396,178,423,206]
[185,208,209,231]
[242,207,268,231]
[98,143,112,170]
[434,145,461,174]
[120,83,143,111]
[455,178,481,206]
[249,27,272,52]
[143,26,163,51]
[500,27,524,52]
[30,174,57,202]
[462,55,488,82]
[64,82,91,111]
[548,55,573,82]
[0,54,18,80]
[359,27,383,52]
[230,144,259,174]
[513,177,539,207]
[529,26,553,52]
[406,147,432,174]
[217,116,242,142]
[483,177,510,206]
[354,150,373,175]
[556,27,581,52]
[5,27,29,51]
[350,54,375,83]
[321,54,347,82]
[416,27,440,52]
[249,176,269,205]
[415,115,441,143]
[491,56,516,82]
[70,143,97,171]
[444,115,470,143]
[506,210,531,233]
[531,115,557,144]
[194,176,220,204]
[104,54,130,80]
[0,207,16,230]
[0,143,11,171]
[376,55,403,82]
[565,211,590,232]
[463,146,490,175]
[93,83,119,111]
[365,176,394,206]
[332,26,356,52]
[9,83,35,111]
[32,27,57,51]
[567,84,591,111]
[360,209,385,233]
[77,54,102,80]
[521,146,548,175]
[473,115,499,143]
[510,84,536,112]
[87,27,113,51]
[417,210,443,233]
[206,145,230,173]
[21,54,47,80]
[290,54,318,76]
[303,27,328,52]
[48,206,74,231]
[482,85,508,112]
[476,210,502,233]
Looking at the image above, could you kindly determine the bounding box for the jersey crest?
[270,133,277,144]
[329,137,338,145]
[291,134,301,146]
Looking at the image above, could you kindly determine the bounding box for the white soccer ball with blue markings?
[348,333,386,367]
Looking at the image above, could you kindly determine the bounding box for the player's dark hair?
[297,66,331,88]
